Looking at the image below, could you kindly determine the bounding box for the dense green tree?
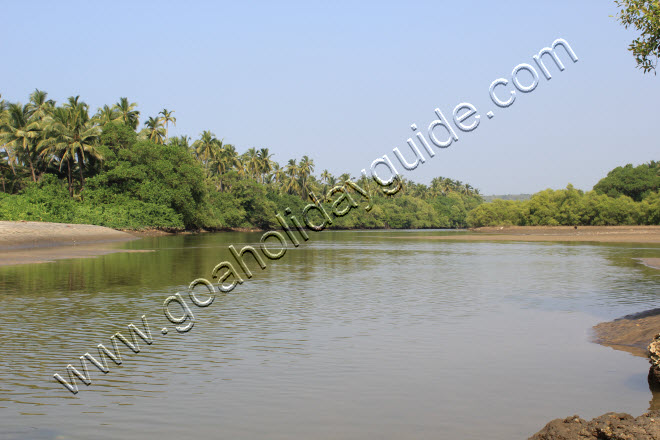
[88,139,208,228]
[593,162,659,201]
[466,176,659,227]
[100,122,137,151]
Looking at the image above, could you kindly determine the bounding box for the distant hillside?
[483,194,532,202]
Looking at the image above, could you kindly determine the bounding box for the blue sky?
[2,0,658,194]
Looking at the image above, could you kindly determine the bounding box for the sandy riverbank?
[0,221,143,266]
[403,225,660,244]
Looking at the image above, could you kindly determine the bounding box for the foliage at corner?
[615,0,660,74]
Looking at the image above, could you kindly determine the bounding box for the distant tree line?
[467,162,660,227]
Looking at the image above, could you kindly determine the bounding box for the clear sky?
[2,0,658,195]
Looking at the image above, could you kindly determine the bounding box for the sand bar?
[0,221,141,266]
[401,225,660,244]
[640,258,660,270]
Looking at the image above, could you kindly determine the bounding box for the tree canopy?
[593,161,660,201]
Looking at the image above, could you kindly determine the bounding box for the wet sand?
[404,225,660,244]
[0,221,142,266]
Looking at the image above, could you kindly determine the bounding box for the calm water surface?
[1,230,660,439]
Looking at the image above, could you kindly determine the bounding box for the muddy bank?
[529,411,660,439]
[402,225,660,244]
[0,221,142,266]
[593,309,660,357]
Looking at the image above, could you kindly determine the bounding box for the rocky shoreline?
[529,411,660,439]
[530,292,660,437]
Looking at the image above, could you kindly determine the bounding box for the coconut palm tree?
[0,94,7,123]
[234,154,247,177]
[193,130,218,175]
[0,150,10,192]
[0,97,16,178]
[284,159,302,195]
[0,103,42,182]
[169,135,191,150]
[94,105,118,126]
[144,116,166,144]
[271,162,285,192]
[320,169,332,185]
[242,147,259,180]
[40,97,101,198]
[113,97,140,130]
[159,108,176,141]
[27,89,55,120]
[299,155,315,195]
[206,143,238,191]
[217,143,239,172]
[257,148,273,183]
[320,169,333,194]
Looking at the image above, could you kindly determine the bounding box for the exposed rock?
[529,411,660,439]
[648,334,660,390]
[648,334,660,367]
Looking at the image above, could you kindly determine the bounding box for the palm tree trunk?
[28,157,36,182]
[6,150,16,176]
[76,149,85,200]
[67,158,73,197]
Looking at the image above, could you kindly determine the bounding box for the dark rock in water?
[529,411,660,439]
[650,366,660,392]
[621,309,660,321]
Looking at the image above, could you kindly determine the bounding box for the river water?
[1,230,659,439]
